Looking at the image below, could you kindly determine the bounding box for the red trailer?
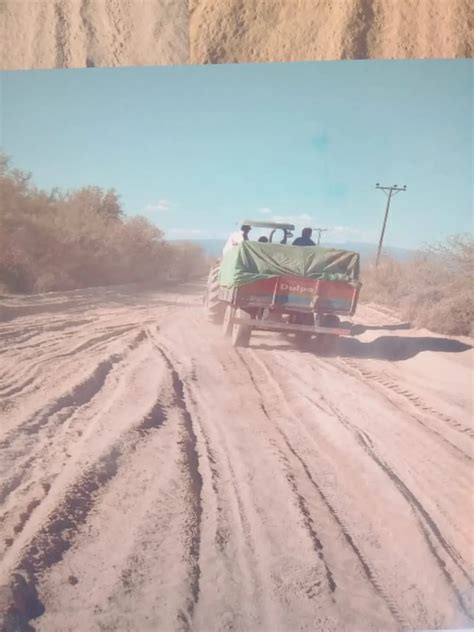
[205,222,361,350]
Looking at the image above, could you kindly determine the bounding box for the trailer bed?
[219,274,360,316]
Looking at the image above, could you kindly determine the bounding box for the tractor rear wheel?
[222,305,234,336]
[206,265,225,324]
[231,309,252,347]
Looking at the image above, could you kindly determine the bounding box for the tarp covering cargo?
[219,241,360,288]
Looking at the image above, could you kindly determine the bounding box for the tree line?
[0,154,211,294]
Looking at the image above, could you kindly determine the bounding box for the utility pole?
[313,227,328,245]
[375,183,407,266]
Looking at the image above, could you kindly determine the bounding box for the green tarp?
[219,241,360,288]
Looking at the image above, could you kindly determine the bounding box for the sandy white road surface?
[190,0,472,64]
[1,0,189,70]
[0,282,473,631]
[1,0,471,70]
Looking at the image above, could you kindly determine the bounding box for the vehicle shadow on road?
[335,335,472,361]
[250,333,472,361]
[350,322,412,336]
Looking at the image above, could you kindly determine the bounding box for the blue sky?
[1,59,472,249]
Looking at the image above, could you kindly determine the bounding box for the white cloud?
[145,199,173,213]
[325,225,379,243]
[271,213,314,225]
[258,207,272,214]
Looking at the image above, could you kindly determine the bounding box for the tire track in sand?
[0,330,147,445]
[79,0,98,67]
[151,340,203,629]
[271,436,337,599]
[167,349,271,629]
[0,326,137,399]
[0,317,93,347]
[105,0,131,65]
[257,348,473,622]
[295,356,472,465]
[1,353,175,631]
[0,330,147,509]
[164,332,337,627]
[338,358,474,439]
[54,1,72,67]
[317,394,474,621]
[239,349,409,630]
[341,0,377,59]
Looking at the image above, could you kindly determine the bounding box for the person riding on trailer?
[292,227,316,246]
[223,224,251,255]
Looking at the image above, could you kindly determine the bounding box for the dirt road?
[0,282,473,631]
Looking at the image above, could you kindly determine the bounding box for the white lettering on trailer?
[280,282,312,294]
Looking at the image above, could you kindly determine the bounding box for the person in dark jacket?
[292,227,316,246]
[241,224,251,240]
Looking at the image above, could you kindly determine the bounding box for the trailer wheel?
[293,313,314,347]
[206,265,225,324]
[315,315,340,355]
[231,310,252,348]
[321,314,340,327]
[222,305,234,337]
[294,331,313,347]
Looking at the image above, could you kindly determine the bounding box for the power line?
[313,227,328,245]
[375,183,407,266]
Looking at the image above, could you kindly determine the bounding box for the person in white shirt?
[223,224,251,255]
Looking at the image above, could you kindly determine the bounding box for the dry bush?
[0,155,210,294]
[361,236,474,337]
[167,241,211,282]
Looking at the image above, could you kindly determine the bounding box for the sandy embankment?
[1,0,471,70]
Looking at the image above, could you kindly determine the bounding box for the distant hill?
[325,242,417,262]
[171,239,417,263]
